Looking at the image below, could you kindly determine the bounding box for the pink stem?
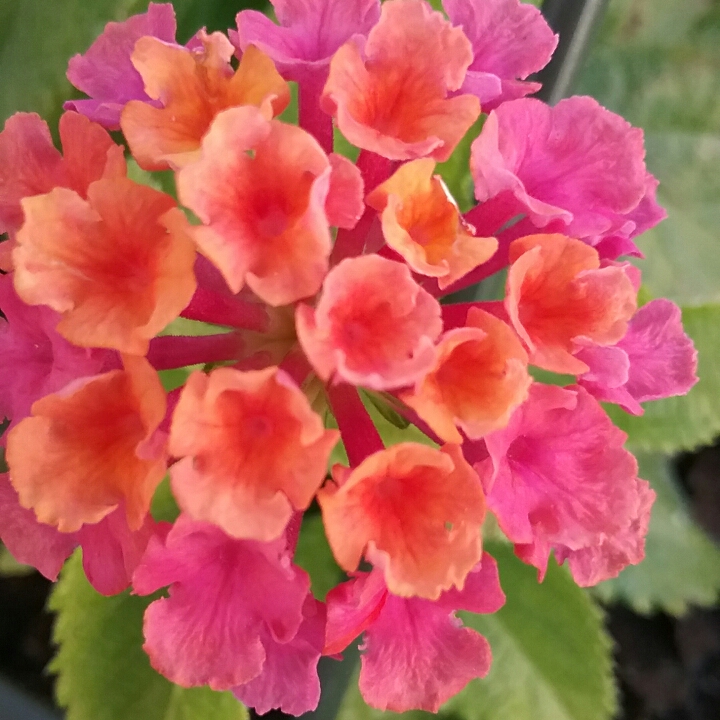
[298,73,334,155]
[463,191,524,237]
[181,287,269,332]
[159,387,182,434]
[279,349,313,387]
[442,301,508,330]
[147,333,244,370]
[329,151,395,266]
[434,215,541,298]
[327,383,384,467]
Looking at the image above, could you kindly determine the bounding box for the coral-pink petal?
[133,517,309,690]
[0,474,77,581]
[65,3,177,129]
[326,153,364,229]
[359,591,492,712]
[78,508,160,596]
[233,595,325,716]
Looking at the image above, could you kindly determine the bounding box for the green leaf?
[437,115,485,213]
[593,452,720,615]
[607,304,720,453]
[337,543,616,720]
[50,552,248,720]
[294,513,345,600]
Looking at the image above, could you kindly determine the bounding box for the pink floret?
[65,3,178,129]
[325,554,504,712]
[475,384,654,585]
[470,96,665,257]
[233,595,325,716]
[234,0,381,80]
[444,0,557,109]
[133,517,315,694]
[578,299,698,415]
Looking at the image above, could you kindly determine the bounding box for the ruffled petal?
[321,0,480,161]
[319,443,485,599]
[5,355,167,532]
[177,106,332,305]
[169,366,338,541]
[13,178,196,355]
[403,307,531,442]
[296,254,442,390]
[133,517,310,690]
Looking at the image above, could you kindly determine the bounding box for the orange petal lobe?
[318,443,485,600]
[13,178,197,355]
[6,355,167,533]
[169,367,339,541]
[122,35,289,170]
[367,159,497,288]
[506,234,637,374]
[321,0,480,161]
[403,308,531,443]
[177,106,332,306]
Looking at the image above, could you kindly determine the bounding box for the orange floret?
[169,366,339,541]
[367,159,497,288]
[122,33,289,170]
[13,177,197,356]
[321,0,480,161]
[177,106,333,306]
[506,234,637,374]
[5,355,167,533]
[318,443,485,600]
[402,308,531,443]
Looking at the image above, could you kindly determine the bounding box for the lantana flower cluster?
[0,0,698,714]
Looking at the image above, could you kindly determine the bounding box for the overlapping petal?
[122,33,289,170]
[13,178,196,356]
[321,0,480,161]
[325,554,504,712]
[133,517,311,691]
[234,0,381,78]
[0,273,112,429]
[233,595,325,716]
[475,383,654,585]
[0,111,125,251]
[367,159,497,288]
[169,366,338,541]
[5,355,167,533]
[178,106,334,306]
[296,254,442,390]
[578,299,698,414]
[506,234,637,374]
[403,307,531,443]
[65,2,178,129]
[319,443,485,599]
[470,97,665,254]
[444,0,557,109]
